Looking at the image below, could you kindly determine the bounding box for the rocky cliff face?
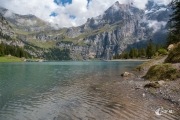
[0,13,24,46]
[0,14,14,38]
[58,1,171,60]
[0,13,50,58]
[0,1,172,60]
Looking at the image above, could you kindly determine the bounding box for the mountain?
[0,1,172,60]
[0,7,53,33]
[0,13,14,38]
[57,1,171,60]
[0,13,71,60]
[0,13,24,46]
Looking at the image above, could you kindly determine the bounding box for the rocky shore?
[134,56,180,107]
[116,56,180,117]
[82,57,180,119]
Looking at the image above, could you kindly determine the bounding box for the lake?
[0,61,178,120]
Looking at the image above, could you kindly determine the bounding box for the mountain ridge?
[0,1,172,60]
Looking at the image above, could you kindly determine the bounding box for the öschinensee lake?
[0,61,179,120]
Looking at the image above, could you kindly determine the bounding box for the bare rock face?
[0,13,24,47]
[0,14,15,38]
[121,72,134,77]
[62,1,171,60]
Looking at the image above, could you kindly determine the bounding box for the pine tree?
[124,51,129,59]
[139,48,146,58]
[129,48,135,58]
[168,0,180,44]
[0,42,5,56]
[134,48,139,58]
[146,39,154,59]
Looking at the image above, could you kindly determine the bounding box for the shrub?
[144,63,179,81]
[158,48,168,55]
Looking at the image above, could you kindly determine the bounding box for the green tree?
[134,48,139,58]
[123,51,129,59]
[146,39,154,59]
[16,48,25,58]
[139,48,146,58]
[119,53,124,59]
[158,48,168,55]
[0,42,5,56]
[167,0,180,44]
[129,48,135,58]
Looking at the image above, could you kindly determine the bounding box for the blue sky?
[51,0,90,17]
[54,0,91,6]
[54,0,72,6]
[51,0,91,17]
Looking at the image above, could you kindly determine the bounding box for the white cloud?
[152,0,171,5]
[147,20,167,33]
[0,0,171,28]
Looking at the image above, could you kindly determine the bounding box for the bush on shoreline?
[144,63,179,81]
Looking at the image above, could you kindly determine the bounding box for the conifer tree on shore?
[167,0,180,45]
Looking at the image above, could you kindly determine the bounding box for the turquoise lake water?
[1,61,178,120]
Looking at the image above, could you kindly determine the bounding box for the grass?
[150,90,156,95]
[29,40,57,49]
[0,56,23,62]
[144,63,179,81]
[91,58,101,61]
[136,56,164,71]
[144,82,161,88]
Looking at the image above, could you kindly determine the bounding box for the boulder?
[121,72,134,77]
[167,44,174,51]
[158,80,165,86]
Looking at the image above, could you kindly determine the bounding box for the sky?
[0,0,172,28]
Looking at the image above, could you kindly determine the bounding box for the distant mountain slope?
[0,14,71,60]
[0,7,53,33]
[0,13,14,38]
[0,13,23,46]
[0,1,172,60]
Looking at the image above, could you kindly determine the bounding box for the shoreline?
[128,56,180,110]
[81,60,180,119]
[102,56,180,118]
[106,59,150,62]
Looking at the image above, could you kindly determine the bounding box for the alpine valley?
[0,1,172,60]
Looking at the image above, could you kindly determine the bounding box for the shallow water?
[0,61,179,120]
